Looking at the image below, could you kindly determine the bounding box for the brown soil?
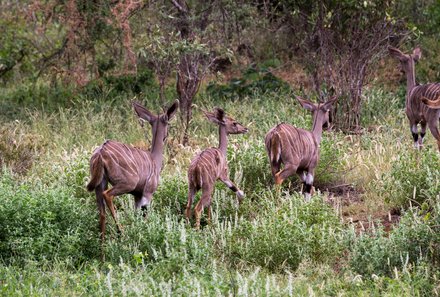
[324,184,401,234]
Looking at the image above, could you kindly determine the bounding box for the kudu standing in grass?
[186,108,248,229]
[265,96,337,201]
[86,100,179,241]
[389,46,440,151]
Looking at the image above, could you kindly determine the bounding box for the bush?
[0,172,99,265]
[226,195,344,272]
[381,148,439,209]
[206,66,291,100]
[349,205,440,277]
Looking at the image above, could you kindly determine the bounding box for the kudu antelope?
[86,100,179,241]
[389,46,440,151]
[186,108,248,229]
[265,96,337,201]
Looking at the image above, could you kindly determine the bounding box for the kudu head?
[295,95,337,131]
[132,100,179,144]
[388,46,421,79]
[204,108,248,135]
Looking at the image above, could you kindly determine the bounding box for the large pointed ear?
[132,101,156,124]
[388,46,405,59]
[322,96,338,111]
[412,47,421,61]
[164,99,179,121]
[203,108,225,125]
[295,95,316,111]
[421,97,440,109]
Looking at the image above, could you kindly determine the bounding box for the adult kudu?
[86,100,179,241]
[389,46,440,151]
[265,96,337,201]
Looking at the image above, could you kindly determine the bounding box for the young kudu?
[86,100,179,241]
[186,108,248,229]
[265,96,337,201]
[389,46,440,151]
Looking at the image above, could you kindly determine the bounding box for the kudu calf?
[186,108,248,229]
[86,100,179,241]
[389,46,440,151]
[265,96,337,201]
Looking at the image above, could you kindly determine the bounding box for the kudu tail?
[86,152,104,192]
[268,132,281,164]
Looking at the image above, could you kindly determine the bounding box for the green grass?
[0,85,439,296]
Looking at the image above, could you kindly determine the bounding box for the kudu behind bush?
[389,46,440,151]
[186,108,248,229]
[265,96,337,201]
[86,100,179,241]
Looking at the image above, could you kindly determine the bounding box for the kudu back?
[86,100,179,241]
[265,96,336,201]
[389,46,440,150]
[186,108,248,229]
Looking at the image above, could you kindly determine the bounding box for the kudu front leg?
[411,124,421,150]
[303,172,315,202]
[428,124,440,151]
[221,177,245,202]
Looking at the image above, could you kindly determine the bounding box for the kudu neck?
[311,113,324,145]
[218,125,228,156]
[405,61,417,96]
[150,124,166,170]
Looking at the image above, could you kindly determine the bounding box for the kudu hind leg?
[103,186,129,234]
[186,186,197,224]
[95,180,107,241]
[194,186,214,230]
[275,163,298,185]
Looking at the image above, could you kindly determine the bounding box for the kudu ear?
[421,97,440,109]
[412,47,421,61]
[164,100,179,121]
[204,108,225,125]
[132,101,156,124]
[388,46,406,59]
[322,96,338,111]
[295,95,316,111]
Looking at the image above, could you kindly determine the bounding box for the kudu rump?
[265,96,337,201]
[389,46,440,151]
[87,100,179,241]
[186,108,248,229]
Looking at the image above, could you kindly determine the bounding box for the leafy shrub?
[206,66,290,99]
[0,123,46,174]
[0,172,99,265]
[349,205,439,277]
[83,68,157,98]
[381,148,439,209]
[226,196,344,272]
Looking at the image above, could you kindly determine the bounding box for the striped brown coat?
[86,100,179,241]
[265,96,336,201]
[389,47,440,150]
[186,108,248,229]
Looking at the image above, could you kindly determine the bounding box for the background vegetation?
[1,0,440,296]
